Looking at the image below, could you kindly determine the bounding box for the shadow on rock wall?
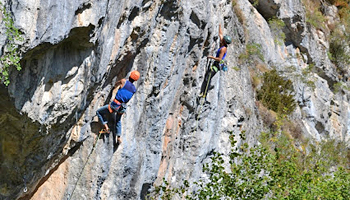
[1,24,99,200]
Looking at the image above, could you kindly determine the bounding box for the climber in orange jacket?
[96,70,140,144]
[200,24,232,97]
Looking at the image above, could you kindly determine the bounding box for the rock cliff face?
[0,0,349,199]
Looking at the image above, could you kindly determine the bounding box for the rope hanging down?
[67,131,103,200]
[195,58,213,133]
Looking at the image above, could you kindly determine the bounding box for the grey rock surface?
[0,0,349,199]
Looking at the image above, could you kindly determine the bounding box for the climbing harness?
[220,60,228,72]
[108,99,123,113]
[108,101,127,115]
[67,130,104,200]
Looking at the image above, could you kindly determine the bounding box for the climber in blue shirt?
[200,24,232,98]
[96,70,140,144]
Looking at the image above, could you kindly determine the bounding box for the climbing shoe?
[99,128,110,134]
[117,137,122,144]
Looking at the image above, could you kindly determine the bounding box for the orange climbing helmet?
[130,70,140,81]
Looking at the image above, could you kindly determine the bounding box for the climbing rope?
[67,130,103,200]
[195,59,214,133]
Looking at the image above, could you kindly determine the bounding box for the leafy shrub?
[257,69,296,115]
[0,2,23,86]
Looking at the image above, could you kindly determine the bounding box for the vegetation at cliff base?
[150,127,350,199]
[0,2,23,86]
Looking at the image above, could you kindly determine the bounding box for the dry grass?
[256,63,269,73]
[232,0,250,41]
[232,0,246,25]
[249,67,260,89]
[326,0,349,7]
[257,101,277,128]
[281,120,304,140]
[249,63,269,89]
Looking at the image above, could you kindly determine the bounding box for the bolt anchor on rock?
[23,176,28,193]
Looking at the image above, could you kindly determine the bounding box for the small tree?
[0,2,23,86]
[257,69,296,115]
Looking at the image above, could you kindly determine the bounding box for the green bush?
[0,2,23,86]
[257,69,296,115]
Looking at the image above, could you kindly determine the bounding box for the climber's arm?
[114,79,126,89]
[111,79,126,100]
[219,24,224,42]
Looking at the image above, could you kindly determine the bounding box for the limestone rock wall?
[0,0,349,199]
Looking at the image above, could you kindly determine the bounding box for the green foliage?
[300,64,316,89]
[303,0,327,30]
[251,0,259,7]
[260,131,350,200]
[0,2,23,86]
[333,82,343,93]
[257,69,296,115]
[301,64,315,76]
[232,66,240,71]
[268,17,286,45]
[328,29,350,69]
[323,1,350,69]
[231,0,237,7]
[328,6,350,69]
[305,9,327,30]
[239,43,264,63]
[332,81,350,93]
[150,130,350,199]
[149,178,190,200]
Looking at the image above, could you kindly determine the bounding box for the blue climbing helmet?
[223,35,232,44]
